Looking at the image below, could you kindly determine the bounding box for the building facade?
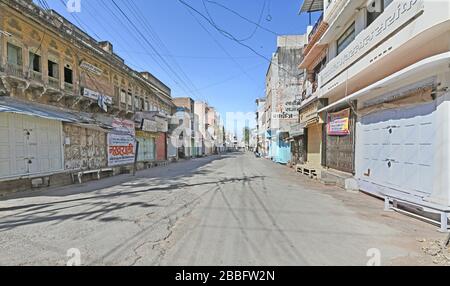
[0,0,174,192]
[265,35,305,164]
[298,0,450,230]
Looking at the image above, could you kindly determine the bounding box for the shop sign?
[300,101,319,125]
[80,61,103,76]
[327,108,350,136]
[82,88,113,105]
[141,119,157,133]
[112,118,136,137]
[155,117,168,132]
[107,133,135,166]
[284,99,301,118]
[136,130,156,140]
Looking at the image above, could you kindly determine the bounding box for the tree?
[243,127,251,147]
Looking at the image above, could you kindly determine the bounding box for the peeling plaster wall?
[63,124,107,171]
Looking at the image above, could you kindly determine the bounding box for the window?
[127,93,132,105]
[337,22,355,55]
[144,101,149,111]
[7,43,22,66]
[367,0,393,27]
[29,52,41,72]
[135,97,140,110]
[64,65,73,84]
[120,90,126,103]
[48,60,59,78]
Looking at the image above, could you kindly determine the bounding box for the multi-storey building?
[301,0,450,231]
[265,35,305,164]
[255,98,266,156]
[194,101,207,156]
[0,0,174,192]
[173,97,196,158]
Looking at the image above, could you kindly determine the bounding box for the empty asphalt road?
[0,153,443,266]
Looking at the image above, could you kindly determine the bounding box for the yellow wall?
[307,123,322,167]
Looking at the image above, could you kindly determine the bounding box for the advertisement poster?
[327,109,351,136]
[107,133,136,167]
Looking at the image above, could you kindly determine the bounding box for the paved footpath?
[0,153,444,265]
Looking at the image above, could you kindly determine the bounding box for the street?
[0,153,443,266]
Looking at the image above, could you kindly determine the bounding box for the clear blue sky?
[40,0,318,135]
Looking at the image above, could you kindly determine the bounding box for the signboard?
[136,130,156,140]
[327,108,350,136]
[284,99,301,117]
[155,117,169,132]
[112,118,135,137]
[107,133,136,166]
[82,88,113,105]
[300,101,319,125]
[141,119,157,133]
[80,61,103,76]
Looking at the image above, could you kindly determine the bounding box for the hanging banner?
[107,133,136,166]
[327,108,350,136]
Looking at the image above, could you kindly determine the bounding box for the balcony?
[4,63,24,78]
[64,82,74,95]
[48,77,60,90]
[300,14,329,69]
[308,13,324,43]
[302,81,318,100]
[29,70,43,82]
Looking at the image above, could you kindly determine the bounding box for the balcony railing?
[4,63,23,78]
[64,82,74,94]
[48,77,60,90]
[29,70,43,82]
[308,13,323,42]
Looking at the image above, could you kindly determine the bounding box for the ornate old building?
[0,0,175,193]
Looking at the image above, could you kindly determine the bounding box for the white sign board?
[107,133,136,166]
[141,119,158,133]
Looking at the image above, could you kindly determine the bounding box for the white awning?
[299,0,324,13]
[318,52,450,113]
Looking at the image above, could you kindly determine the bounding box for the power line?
[185,8,260,86]
[202,0,267,42]
[178,0,300,78]
[113,50,260,60]
[204,0,278,37]
[58,0,102,40]
[98,0,194,98]
[124,0,202,101]
[109,0,200,99]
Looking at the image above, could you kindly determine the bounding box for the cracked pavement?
[0,153,445,265]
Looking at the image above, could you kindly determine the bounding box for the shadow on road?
[0,153,267,232]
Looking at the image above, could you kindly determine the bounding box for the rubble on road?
[420,235,450,265]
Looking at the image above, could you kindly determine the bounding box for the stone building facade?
[0,0,175,194]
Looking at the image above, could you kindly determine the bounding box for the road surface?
[0,153,443,266]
